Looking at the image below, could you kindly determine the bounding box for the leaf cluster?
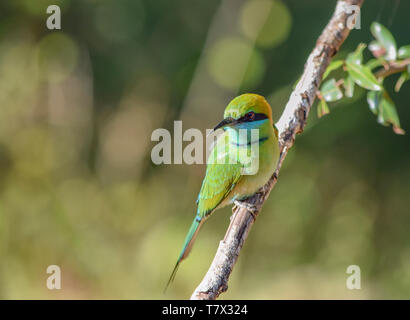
[317,22,410,135]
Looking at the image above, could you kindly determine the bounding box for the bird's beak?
[212,117,237,132]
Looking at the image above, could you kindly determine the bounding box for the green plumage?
[197,136,243,216]
[165,94,280,291]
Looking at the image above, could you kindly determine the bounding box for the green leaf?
[320,78,343,102]
[367,90,405,134]
[346,43,366,65]
[370,22,397,61]
[317,98,330,118]
[366,58,384,70]
[378,92,404,134]
[323,60,344,80]
[368,41,386,58]
[367,90,382,115]
[398,45,410,59]
[344,76,355,98]
[395,70,409,92]
[346,61,383,91]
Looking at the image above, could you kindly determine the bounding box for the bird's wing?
[197,134,242,217]
[165,133,242,291]
[165,152,241,290]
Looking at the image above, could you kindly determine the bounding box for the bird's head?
[213,93,273,132]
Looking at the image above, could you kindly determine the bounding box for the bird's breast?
[218,127,279,206]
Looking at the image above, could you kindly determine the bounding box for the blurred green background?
[0,0,409,299]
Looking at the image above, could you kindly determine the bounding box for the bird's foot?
[233,200,258,221]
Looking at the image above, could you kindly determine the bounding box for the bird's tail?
[164,215,203,292]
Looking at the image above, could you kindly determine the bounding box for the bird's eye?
[246,111,255,120]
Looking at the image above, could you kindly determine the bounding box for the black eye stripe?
[253,113,268,121]
[239,113,268,122]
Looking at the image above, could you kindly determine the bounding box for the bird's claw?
[233,200,258,221]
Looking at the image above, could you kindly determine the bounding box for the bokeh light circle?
[207,37,265,90]
[36,33,78,83]
[240,0,292,48]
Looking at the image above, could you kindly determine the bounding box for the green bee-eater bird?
[166,93,280,290]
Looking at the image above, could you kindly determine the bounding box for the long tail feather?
[164,215,203,292]
[164,262,180,293]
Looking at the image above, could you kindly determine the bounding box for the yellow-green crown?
[224,93,273,124]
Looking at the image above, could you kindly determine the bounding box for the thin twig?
[190,0,365,300]
[375,59,410,79]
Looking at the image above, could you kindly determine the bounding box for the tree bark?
[190,0,365,300]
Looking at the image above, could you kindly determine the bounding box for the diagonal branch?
[190,0,365,300]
